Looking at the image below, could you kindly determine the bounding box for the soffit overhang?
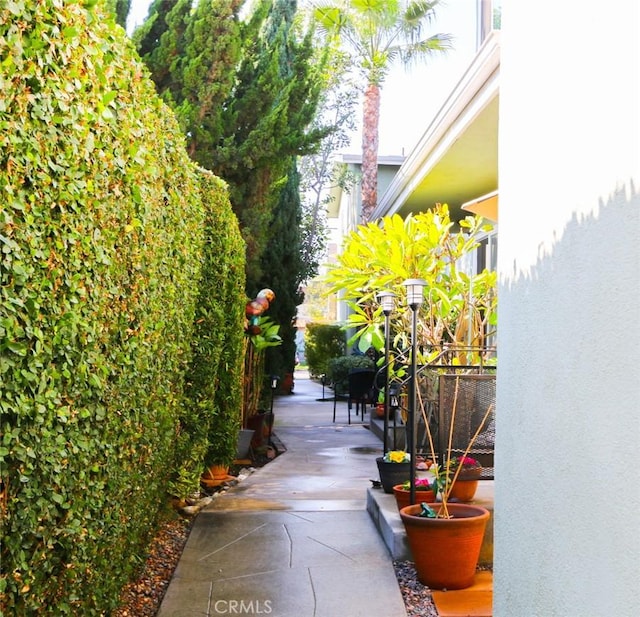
[373,31,501,222]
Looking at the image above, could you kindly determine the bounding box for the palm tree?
[313,0,452,223]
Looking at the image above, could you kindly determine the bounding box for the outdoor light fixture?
[388,383,400,410]
[377,290,396,454]
[403,278,427,309]
[377,290,396,316]
[402,279,426,504]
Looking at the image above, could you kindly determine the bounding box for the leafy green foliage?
[0,1,244,613]
[177,172,246,482]
[323,205,498,366]
[305,323,346,379]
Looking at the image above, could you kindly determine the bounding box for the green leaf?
[6,341,27,356]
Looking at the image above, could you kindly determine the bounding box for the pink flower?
[401,478,432,490]
[454,456,479,467]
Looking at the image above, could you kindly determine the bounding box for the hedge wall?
[178,172,246,483]
[0,1,245,613]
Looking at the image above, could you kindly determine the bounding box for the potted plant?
[398,376,494,589]
[446,455,482,502]
[392,477,437,510]
[201,433,237,488]
[375,450,411,494]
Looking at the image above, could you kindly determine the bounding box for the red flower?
[453,456,480,468]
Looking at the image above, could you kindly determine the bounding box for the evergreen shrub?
[0,2,243,613]
[305,323,346,379]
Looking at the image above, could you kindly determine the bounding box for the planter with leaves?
[393,478,437,510]
[446,456,483,502]
[376,450,411,493]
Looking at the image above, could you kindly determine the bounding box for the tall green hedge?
[0,1,245,613]
[177,172,246,482]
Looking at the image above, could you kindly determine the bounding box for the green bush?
[174,172,246,491]
[0,2,244,613]
[305,323,346,379]
[327,355,376,395]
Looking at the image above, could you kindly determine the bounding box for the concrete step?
[366,481,494,565]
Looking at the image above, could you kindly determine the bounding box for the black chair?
[333,368,376,424]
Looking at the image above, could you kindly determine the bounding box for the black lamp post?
[377,290,396,454]
[403,278,426,505]
[268,375,279,445]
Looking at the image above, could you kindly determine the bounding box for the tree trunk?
[361,81,381,223]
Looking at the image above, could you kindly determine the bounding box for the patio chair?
[333,368,376,424]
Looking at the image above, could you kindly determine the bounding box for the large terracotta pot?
[376,457,410,494]
[392,484,437,510]
[399,502,490,590]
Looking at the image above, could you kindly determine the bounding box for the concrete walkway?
[157,371,408,617]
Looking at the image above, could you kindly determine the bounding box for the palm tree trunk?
[361,81,380,223]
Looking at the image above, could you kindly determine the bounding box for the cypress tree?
[133,0,193,102]
[105,0,131,29]
[135,0,330,380]
[258,160,304,386]
[208,0,326,291]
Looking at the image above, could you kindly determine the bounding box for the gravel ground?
[113,515,193,617]
[394,560,439,616]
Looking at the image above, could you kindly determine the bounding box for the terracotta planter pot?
[201,464,233,487]
[400,502,490,590]
[448,479,479,502]
[205,464,229,480]
[454,466,482,481]
[392,484,437,510]
[447,465,482,502]
[376,457,410,494]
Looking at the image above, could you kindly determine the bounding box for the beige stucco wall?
[494,2,639,616]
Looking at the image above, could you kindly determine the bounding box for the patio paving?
[157,370,494,616]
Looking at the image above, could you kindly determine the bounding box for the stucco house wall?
[494,2,639,616]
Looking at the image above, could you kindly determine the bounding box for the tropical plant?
[323,204,497,368]
[242,316,283,426]
[313,0,452,222]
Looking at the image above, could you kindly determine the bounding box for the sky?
[126,0,479,156]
